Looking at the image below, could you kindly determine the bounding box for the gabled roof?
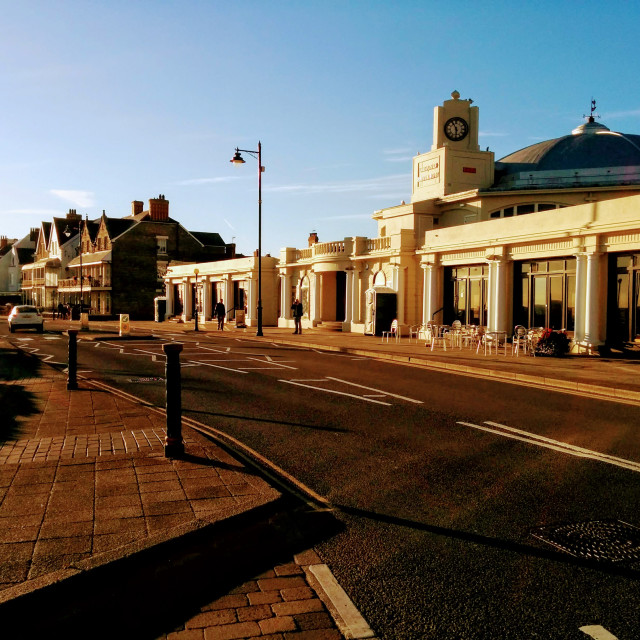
[52,218,81,246]
[17,247,35,265]
[189,231,226,247]
[104,217,137,240]
[40,222,52,247]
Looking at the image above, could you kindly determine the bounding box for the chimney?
[66,209,81,220]
[131,200,144,216]
[30,228,39,241]
[0,236,7,249]
[148,194,169,221]
[308,232,319,246]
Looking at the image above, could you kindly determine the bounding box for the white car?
[8,305,44,333]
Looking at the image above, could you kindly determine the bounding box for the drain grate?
[531,519,640,563]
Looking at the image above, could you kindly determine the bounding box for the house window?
[157,236,168,254]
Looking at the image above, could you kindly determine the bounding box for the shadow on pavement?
[1,496,343,640]
[0,349,41,443]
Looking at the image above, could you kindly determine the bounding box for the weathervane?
[583,98,600,123]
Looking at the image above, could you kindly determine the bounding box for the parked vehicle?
[7,305,44,333]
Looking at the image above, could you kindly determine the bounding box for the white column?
[425,264,440,323]
[202,277,211,321]
[224,276,233,317]
[311,272,321,325]
[493,258,508,333]
[486,261,496,331]
[573,253,587,344]
[281,274,292,319]
[396,266,405,325]
[351,269,361,325]
[183,280,191,319]
[421,265,429,325]
[165,281,174,318]
[584,252,602,345]
[247,278,256,323]
[345,270,353,324]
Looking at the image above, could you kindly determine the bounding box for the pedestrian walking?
[291,298,303,334]
[214,299,226,330]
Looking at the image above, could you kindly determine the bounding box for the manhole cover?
[531,520,640,563]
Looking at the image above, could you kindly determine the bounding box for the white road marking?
[246,356,297,370]
[326,376,423,404]
[485,421,640,471]
[193,360,248,373]
[456,421,640,473]
[279,379,391,405]
[307,564,376,639]
[579,625,618,639]
[43,336,60,340]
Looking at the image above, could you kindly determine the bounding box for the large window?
[608,254,640,345]
[514,259,575,331]
[445,265,488,326]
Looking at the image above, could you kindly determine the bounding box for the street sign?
[119,313,130,336]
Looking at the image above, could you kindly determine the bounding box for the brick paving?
[0,344,347,638]
[159,551,342,640]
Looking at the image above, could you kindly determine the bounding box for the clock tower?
[412,90,494,202]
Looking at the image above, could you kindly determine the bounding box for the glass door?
[532,276,547,328]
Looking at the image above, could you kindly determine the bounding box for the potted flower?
[534,328,570,357]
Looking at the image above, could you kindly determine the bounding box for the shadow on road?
[336,503,640,579]
[185,408,350,433]
[0,348,41,443]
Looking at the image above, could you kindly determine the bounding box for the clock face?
[444,117,469,141]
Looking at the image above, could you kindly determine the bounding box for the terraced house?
[22,196,234,319]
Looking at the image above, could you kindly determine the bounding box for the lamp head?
[230,148,245,164]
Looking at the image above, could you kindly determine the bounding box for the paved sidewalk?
[0,342,347,639]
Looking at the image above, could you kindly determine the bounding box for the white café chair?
[512,325,529,356]
[382,319,399,343]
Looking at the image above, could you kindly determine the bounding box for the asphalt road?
[5,327,640,640]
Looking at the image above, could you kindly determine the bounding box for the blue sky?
[2,1,640,256]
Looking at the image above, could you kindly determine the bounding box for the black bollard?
[67,329,78,390]
[163,343,184,458]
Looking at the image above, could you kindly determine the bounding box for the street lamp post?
[230,142,264,337]
[193,268,199,332]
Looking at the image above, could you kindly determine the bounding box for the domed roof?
[497,118,640,174]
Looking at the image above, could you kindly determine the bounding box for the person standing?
[291,298,303,334]
[214,299,226,330]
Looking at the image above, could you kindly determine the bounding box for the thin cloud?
[321,213,373,220]
[174,176,243,186]
[384,147,414,155]
[1,208,60,216]
[50,190,95,208]
[223,218,236,230]
[267,174,408,196]
[479,131,510,137]
[603,109,640,119]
